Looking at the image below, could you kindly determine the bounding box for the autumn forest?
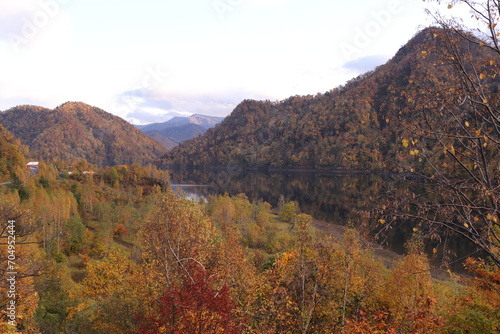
[2,1,500,333]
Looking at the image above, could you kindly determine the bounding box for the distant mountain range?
[0,102,167,166]
[135,114,224,149]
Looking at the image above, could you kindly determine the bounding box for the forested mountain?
[1,134,498,333]
[161,27,497,170]
[0,124,27,182]
[0,102,167,166]
[136,114,224,149]
[1,22,499,332]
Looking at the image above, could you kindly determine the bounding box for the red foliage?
[464,257,500,288]
[136,265,243,334]
[345,310,397,334]
[114,223,128,237]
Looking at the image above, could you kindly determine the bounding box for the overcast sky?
[0,0,457,124]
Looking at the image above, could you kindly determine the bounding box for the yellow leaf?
[483,99,489,104]
[464,223,469,228]
[480,42,485,46]
[402,139,409,148]
[448,4,453,9]
[479,73,486,79]
[449,145,455,155]
[378,219,386,224]
[465,121,470,127]
[433,248,437,254]
[490,60,496,65]
[421,50,428,56]
[412,227,418,232]
[433,33,438,38]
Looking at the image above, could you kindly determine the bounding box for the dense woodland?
[0,102,167,167]
[1,1,500,331]
[0,124,499,333]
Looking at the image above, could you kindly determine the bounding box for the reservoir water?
[168,168,481,273]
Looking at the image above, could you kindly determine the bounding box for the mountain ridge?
[0,102,167,166]
[136,114,224,149]
[136,114,224,131]
[159,27,494,170]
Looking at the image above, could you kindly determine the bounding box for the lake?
[168,168,479,272]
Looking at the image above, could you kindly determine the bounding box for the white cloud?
[342,55,389,73]
[0,0,74,54]
[0,0,456,124]
[109,85,271,125]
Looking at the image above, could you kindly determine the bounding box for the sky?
[0,0,459,124]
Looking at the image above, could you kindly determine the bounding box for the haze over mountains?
[135,114,224,149]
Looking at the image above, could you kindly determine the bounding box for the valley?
[0,22,499,333]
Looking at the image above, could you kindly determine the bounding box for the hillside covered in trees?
[0,127,499,333]
[0,102,167,166]
[1,1,500,328]
[0,125,28,183]
[161,27,500,171]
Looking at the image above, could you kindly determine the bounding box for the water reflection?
[169,168,386,223]
[167,168,480,272]
[171,184,210,202]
